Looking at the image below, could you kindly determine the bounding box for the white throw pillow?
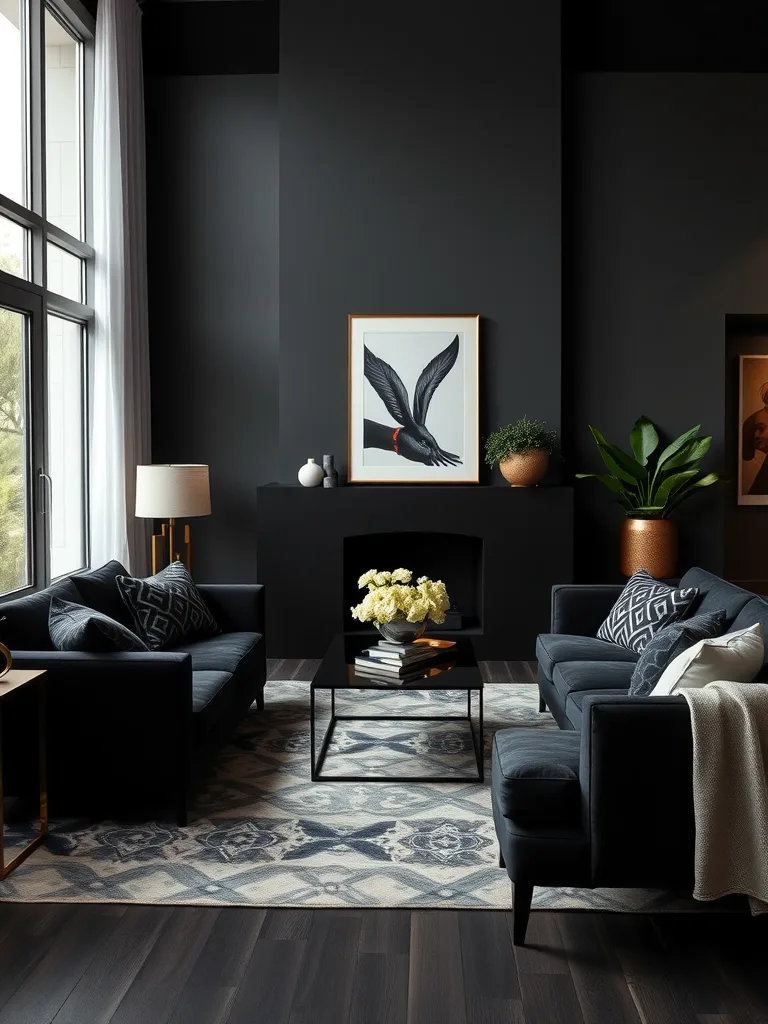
[650,623,764,696]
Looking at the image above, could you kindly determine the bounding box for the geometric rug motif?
[0,682,740,913]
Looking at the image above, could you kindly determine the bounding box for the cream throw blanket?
[682,681,768,913]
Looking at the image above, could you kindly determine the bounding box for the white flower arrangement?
[350,568,450,626]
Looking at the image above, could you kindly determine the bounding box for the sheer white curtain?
[90,0,151,574]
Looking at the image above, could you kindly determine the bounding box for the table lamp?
[135,464,211,574]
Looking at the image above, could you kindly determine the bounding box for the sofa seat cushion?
[536,633,638,679]
[492,728,582,824]
[192,670,235,742]
[172,632,263,674]
[552,660,635,702]
[0,578,82,651]
[565,689,629,730]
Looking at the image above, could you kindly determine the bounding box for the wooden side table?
[0,669,47,878]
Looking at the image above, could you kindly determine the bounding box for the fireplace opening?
[343,532,483,635]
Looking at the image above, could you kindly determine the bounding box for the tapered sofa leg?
[538,694,547,713]
[512,882,533,946]
[498,847,506,869]
[256,689,265,711]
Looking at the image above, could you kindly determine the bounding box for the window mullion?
[28,0,46,291]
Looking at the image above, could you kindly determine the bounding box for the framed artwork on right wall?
[738,354,768,504]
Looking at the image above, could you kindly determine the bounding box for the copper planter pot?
[498,450,549,487]
[620,517,678,579]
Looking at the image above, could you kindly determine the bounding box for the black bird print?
[363,335,462,466]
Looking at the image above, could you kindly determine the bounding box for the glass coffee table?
[310,634,484,783]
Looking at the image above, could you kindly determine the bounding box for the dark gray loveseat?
[492,568,768,944]
[0,561,266,824]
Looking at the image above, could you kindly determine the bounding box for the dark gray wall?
[571,73,768,581]
[278,0,562,484]
[145,74,279,582]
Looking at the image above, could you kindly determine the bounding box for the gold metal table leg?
[0,676,48,880]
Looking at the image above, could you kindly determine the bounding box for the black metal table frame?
[310,685,484,783]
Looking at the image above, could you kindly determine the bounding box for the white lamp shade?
[135,465,211,519]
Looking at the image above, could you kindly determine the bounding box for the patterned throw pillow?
[597,569,699,654]
[116,561,219,650]
[629,609,727,696]
[49,598,149,653]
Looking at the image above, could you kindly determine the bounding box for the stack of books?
[354,638,455,684]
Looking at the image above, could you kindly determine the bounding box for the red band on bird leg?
[392,426,401,455]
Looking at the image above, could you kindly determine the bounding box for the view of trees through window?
[0,249,27,594]
[0,0,93,598]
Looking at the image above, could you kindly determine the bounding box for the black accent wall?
[144,1,768,623]
[570,73,768,581]
[145,73,279,582]
[278,0,562,484]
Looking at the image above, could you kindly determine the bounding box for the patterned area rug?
[0,682,737,912]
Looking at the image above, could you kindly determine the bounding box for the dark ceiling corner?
[563,0,768,71]
[142,0,279,76]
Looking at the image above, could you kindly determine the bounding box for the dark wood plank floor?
[0,660,764,1024]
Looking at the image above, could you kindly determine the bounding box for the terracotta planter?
[498,450,549,487]
[620,517,678,579]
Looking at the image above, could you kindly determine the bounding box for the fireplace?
[344,532,483,635]
[256,484,574,658]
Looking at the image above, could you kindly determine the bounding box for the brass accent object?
[150,518,191,574]
[620,517,678,579]
[498,450,549,487]
[0,642,11,679]
[0,669,48,879]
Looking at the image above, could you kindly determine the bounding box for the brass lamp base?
[151,518,194,575]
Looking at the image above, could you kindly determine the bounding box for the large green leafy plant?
[576,417,721,518]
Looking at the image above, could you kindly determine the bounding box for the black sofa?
[0,561,266,824]
[492,567,768,945]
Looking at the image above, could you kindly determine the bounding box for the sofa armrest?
[579,694,694,887]
[551,584,624,636]
[197,584,265,634]
[6,650,193,821]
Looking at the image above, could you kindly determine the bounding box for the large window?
[0,0,93,598]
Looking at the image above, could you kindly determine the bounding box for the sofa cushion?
[117,561,219,650]
[492,728,582,824]
[552,660,635,702]
[172,632,263,673]
[629,609,727,696]
[49,598,149,653]
[70,560,134,630]
[679,567,753,626]
[597,569,698,654]
[565,689,631,730]
[536,633,638,679]
[192,670,235,742]
[0,578,82,651]
[650,623,764,696]
[731,598,768,670]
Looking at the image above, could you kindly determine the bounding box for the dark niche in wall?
[724,314,768,591]
[343,532,484,636]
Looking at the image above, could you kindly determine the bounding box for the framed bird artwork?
[347,314,480,483]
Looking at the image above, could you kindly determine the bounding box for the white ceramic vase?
[298,458,325,487]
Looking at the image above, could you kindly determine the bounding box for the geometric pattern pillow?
[48,597,150,653]
[597,569,699,654]
[116,560,219,650]
[628,609,727,696]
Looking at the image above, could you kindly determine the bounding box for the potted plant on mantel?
[577,417,721,578]
[484,417,559,487]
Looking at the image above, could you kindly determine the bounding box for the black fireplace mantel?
[256,484,574,659]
